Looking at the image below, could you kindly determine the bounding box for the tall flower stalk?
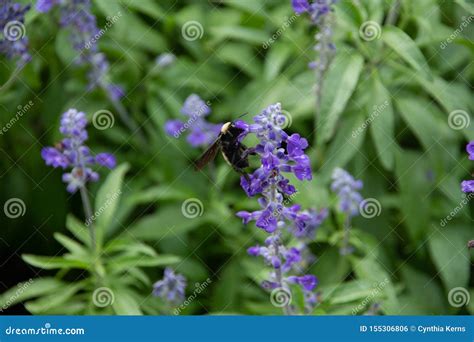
[41,108,116,253]
[36,0,144,143]
[330,167,363,255]
[461,141,474,193]
[0,1,32,89]
[236,103,327,315]
[291,0,337,117]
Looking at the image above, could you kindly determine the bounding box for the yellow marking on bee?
[220,122,231,133]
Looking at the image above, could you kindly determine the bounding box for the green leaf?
[24,283,83,314]
[263,43,292,81]
[54,233,88,257]
[428,224,470,291]
[66,215,90,247]
[351,256,399,314]
[108,254,180,271]
[123,0,164,19]
[382,26,432,80]
[112,289,143,315]
[0,278,64,309]
[318,53,364,143]
[128,205,205,240]
[319,112,367,181]
[94,163,129,241]
[394,151,431,241]
[367,73,395,170]
[209,26,268,45]
[22,254,89,270]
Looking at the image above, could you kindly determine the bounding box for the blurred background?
[0,0,473,315]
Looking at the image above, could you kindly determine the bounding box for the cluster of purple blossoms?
[291,0,336,71]
[0,1,31,67]
[461,141,474,193]
[235,103,327,314]
[164,94,221,147]
[153,267,187,305]
[331,168,363,217]
[36,0,124,100]
[41,109,116,193]
[331,168,363,255]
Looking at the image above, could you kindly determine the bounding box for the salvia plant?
[0,0,472,317]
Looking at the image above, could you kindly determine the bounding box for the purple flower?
[153,267,187,305]
[95,153,116,169]
[155,53,176,68]
[36,0,58,12]
[37,0,123,99]
[0,1,31,66]
[461,141,474,193]
[331,168,363,217]
[467,142,474,160]
[237,103,327,314]
[292,0,310,14]
[164,94,221,148]
[41,108,116,193]
[181,94,211,117]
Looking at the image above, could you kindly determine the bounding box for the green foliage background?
[0,0,473,315]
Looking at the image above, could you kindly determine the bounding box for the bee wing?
[194,139,222,170]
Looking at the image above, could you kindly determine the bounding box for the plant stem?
[385,0,401,26]
[79,185,96,254]
[340,215,353,256]
[102,84,147,146]
[0,65,23,92]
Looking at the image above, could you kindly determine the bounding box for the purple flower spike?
[164,94,221,148]
[466,142,474,160]
[461,141,474,193]
[235,103,327,314]
[0,1,31,66]
[95,153,116,169]
[41,108,116,193]
[292,0,310,14]
[153,267,187,305]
